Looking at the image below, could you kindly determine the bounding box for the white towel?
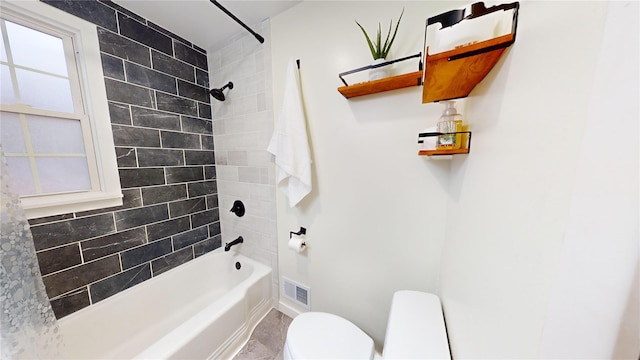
[267,59,312,207]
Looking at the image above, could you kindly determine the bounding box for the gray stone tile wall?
[31,0,219,319]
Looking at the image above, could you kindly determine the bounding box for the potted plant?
[356,9,404,80]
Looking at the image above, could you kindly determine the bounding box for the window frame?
[0,0,122,219]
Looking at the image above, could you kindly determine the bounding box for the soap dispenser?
[437,101,463,149]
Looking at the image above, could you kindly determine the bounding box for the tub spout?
[225,236,243,251]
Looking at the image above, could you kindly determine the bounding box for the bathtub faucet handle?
[230,200,245,217]
[225,236,244,251]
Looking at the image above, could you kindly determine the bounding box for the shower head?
[209,81,234,101]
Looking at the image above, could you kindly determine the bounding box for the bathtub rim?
[56,250,254,325]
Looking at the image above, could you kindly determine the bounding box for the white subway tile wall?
[209,20,278,305]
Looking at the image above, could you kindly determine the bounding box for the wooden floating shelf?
[422,33,514,103]
[337,33,514,101]
[337,70,422,99]
[418,148,470,156]
[337,2,518,102]
[418,131,472,157]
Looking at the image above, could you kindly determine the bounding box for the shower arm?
[209,0,264,44]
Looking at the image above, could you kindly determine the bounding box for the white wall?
[207,20,279,305]
[271,0,457,347]
[271,0,639,358]
[538,2,639,358]
[438,1,638,358]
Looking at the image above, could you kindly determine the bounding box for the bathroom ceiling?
[111,0,301,50]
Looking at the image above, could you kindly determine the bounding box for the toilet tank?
[382,291,451,359]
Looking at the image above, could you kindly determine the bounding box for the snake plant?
[356,9,404,60]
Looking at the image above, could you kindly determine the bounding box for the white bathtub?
[57,251,272,359]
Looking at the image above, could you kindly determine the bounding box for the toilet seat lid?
[286,312,374,359]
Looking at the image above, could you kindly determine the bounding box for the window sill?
[22,191,123,219]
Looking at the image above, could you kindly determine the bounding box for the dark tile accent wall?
[32,0,220,319]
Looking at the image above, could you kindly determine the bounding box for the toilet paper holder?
[289,227,307,250]
[289,227,306,238]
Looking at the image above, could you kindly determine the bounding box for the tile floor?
[233,309,293,360]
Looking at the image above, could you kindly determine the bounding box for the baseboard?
[278,301,302,319]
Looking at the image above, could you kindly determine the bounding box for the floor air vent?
[282,277,310,309]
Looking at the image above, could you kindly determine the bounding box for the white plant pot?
[368,58,389,81]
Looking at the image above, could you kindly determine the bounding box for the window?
[0,0,121,219]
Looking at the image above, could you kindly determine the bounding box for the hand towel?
[267,59,312,207]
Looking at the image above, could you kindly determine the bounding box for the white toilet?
[283,290,451,359]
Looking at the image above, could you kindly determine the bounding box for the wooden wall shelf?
[422,1,519,103]
[337,70,422,99]
[338,2,518,103]
[418,148,470,156]
[337,32,513,101]
[421,33,515,103]
[418,131,472,157]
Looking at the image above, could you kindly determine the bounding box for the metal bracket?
[338,52,422,87]
[426,2,520,61]
[289,227,306,238]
